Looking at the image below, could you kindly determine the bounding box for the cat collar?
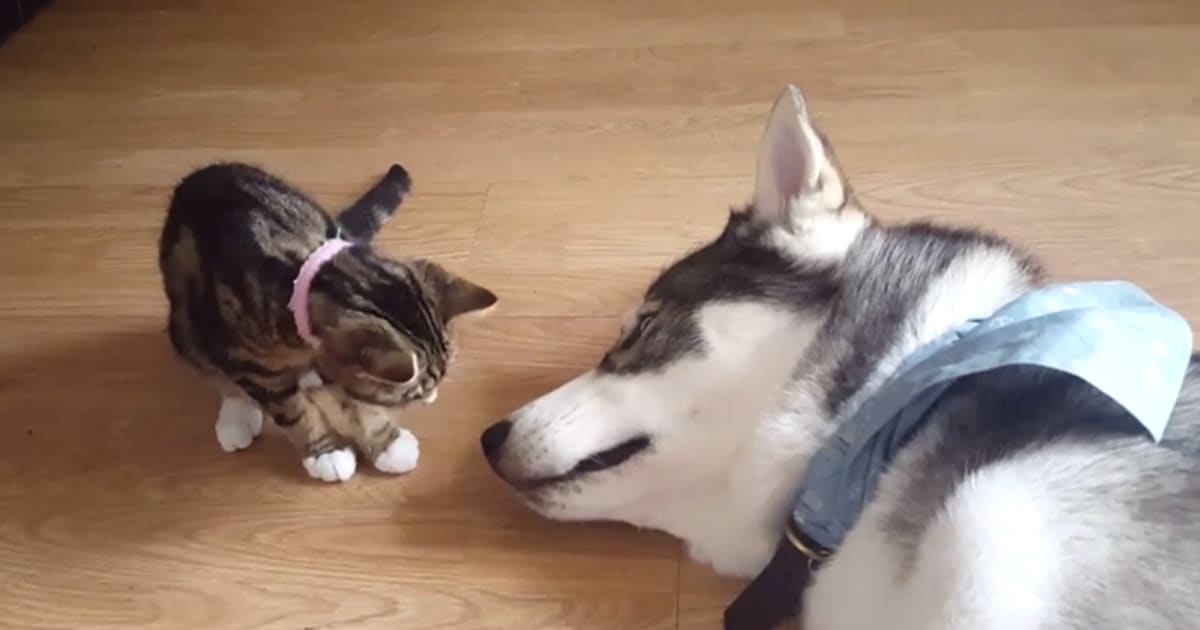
[288,238,353,347]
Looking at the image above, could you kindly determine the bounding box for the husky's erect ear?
[751,85,850,232]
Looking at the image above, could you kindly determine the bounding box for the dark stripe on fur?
[337,164,411,242]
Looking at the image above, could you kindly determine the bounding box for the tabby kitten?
[158,162,496,482]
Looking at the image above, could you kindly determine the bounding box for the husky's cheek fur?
[506,302,820,544]
[486,84,1200,630]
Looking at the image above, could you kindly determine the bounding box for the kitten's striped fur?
[158,162,496,480]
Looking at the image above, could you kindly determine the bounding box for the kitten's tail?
[338,164,411,242]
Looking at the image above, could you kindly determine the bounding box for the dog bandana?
[288,237,353,347]
[724,281,1194,630]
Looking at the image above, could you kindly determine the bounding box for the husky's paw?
[373,429,420,474]
[302,448,357,482]
[215,396,263,452]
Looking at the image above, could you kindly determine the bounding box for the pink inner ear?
[770,129,808,204]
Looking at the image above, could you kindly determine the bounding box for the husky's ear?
[751,85,849,232]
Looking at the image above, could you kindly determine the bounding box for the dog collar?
[725,280,1193,630]
[288,238,353,347]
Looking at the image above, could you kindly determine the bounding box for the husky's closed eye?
[604,308,661,368]
[618,312,656,350]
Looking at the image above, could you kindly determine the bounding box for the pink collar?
[288,238,352,347]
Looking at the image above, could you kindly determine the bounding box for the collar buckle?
[785,522,831,571]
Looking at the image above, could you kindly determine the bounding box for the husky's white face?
[482,85,868,525]
[485,300,821,521]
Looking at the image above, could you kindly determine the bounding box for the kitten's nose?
[480,420,512,464]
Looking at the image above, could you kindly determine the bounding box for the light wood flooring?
[1,0,1199,628]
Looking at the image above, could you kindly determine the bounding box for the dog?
[481,85,1200,630]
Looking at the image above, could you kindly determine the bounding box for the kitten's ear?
[442,274,498,321]
[418,262,498,321]
[322,317,419,384]
[751,85,849,232]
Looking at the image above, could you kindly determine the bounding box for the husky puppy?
[482,85,1200,629]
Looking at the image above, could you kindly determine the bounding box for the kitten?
[158,162,496,482]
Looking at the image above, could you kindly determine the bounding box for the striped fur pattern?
[158,162,496,480]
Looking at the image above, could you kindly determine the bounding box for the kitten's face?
[316,259,497,408]
[316,341,440,407]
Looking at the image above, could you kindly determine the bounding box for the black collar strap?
[723,521,830,630]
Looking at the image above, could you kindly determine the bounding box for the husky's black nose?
[480,420,512,463]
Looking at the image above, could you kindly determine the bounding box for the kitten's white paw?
[215,396,263,452]
[298,370,323,390]
[302,447,358,482]
[373,429,420,474]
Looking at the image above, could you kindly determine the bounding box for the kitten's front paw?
[216,396,263,452]
[302,447,357,482]
[373,429,420,474]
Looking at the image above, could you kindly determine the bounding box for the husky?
[481,85,1200,630]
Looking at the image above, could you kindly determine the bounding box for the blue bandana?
[725,281,1193,630]
[793,280,1194,553]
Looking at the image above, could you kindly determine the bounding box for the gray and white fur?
[482,85,1200,629]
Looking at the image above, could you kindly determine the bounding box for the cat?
[158,162,497,482]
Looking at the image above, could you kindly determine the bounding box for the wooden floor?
[1,0,1199,628]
